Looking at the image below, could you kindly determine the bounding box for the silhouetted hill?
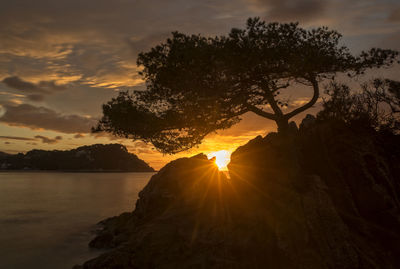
[0,144,154,172]
[75,118,400,268]
[0,151,11,158]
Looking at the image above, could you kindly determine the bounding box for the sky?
[0,0,399,169]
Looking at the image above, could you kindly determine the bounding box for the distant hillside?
[0,152,11,158]
[0,144,154,172]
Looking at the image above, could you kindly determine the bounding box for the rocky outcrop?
[75,154,233,268]
[76,121,400,268]
[228,121,400,268]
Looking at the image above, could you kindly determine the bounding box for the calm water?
[0,172,154,269]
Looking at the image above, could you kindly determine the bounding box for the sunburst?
[207,150,231,171]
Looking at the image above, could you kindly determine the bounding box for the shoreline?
[0,170,158,173]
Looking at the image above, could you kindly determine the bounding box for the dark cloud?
[27,94,45,102]
[1,76,66,101]
[34,135,62,144]
[0,103,97,134]
[0,135,36,141]
[253,0,327,22]
[2,76,38,91]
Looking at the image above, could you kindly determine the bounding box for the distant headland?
[0,144,154,172]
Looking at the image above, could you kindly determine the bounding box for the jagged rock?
[76,121,400,269]
[288,121,299,133]
[299,114,316,130]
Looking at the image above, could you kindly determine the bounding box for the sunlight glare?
[207,150,231,171]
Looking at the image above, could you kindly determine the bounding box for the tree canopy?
[94,18,398,154]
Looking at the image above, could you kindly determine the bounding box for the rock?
[288,121,299,133]
[76,121,400,269]
[299,114,316,130]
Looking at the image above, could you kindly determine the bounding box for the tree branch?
[246,104,276,120]
[284,77,320,120]
[263,88,284,118]
[271,82,290,93]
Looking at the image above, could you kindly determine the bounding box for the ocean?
[0,172,154,269]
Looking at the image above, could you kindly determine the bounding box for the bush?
[317,79,400,134]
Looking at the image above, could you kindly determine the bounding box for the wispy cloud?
[0,135,36,141]
[249,0,329,22]
[34,135,62,144]
[0,135,63,145]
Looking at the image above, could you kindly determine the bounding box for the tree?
[318,79,400,133]
[94,18,398,154]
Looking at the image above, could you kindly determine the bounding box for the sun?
[207,150,231,171]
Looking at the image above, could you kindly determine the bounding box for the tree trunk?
[276,117,289,134]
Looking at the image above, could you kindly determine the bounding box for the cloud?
[27,94,45,102]
[251,0,327,22]
[2,76,38,92]
[34,135,62,144]
[0,134,62,144]
[388,8,400,22]
[0,0,397,101]
[26,142,38,145]
[0,135,36,141]
[0,92,25,98]
[0,0,250,93]
[0,103,97,134]
[74,133,85,138]
[1,76,66,101]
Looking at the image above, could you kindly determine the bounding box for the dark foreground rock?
[75,121,400,269]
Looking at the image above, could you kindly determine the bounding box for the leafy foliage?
[94,18,398,154]
[317,79,400,133]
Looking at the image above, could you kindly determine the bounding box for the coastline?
[0,170,158,173]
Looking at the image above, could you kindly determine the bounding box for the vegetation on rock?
[0,144,154,172]
[317,79,400,134]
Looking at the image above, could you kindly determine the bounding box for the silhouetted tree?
[318,79,400,133]
[94,18,398,154]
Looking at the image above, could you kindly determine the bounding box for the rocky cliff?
[75,119,400,268]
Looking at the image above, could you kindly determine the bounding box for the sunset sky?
[1,0,399,169]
